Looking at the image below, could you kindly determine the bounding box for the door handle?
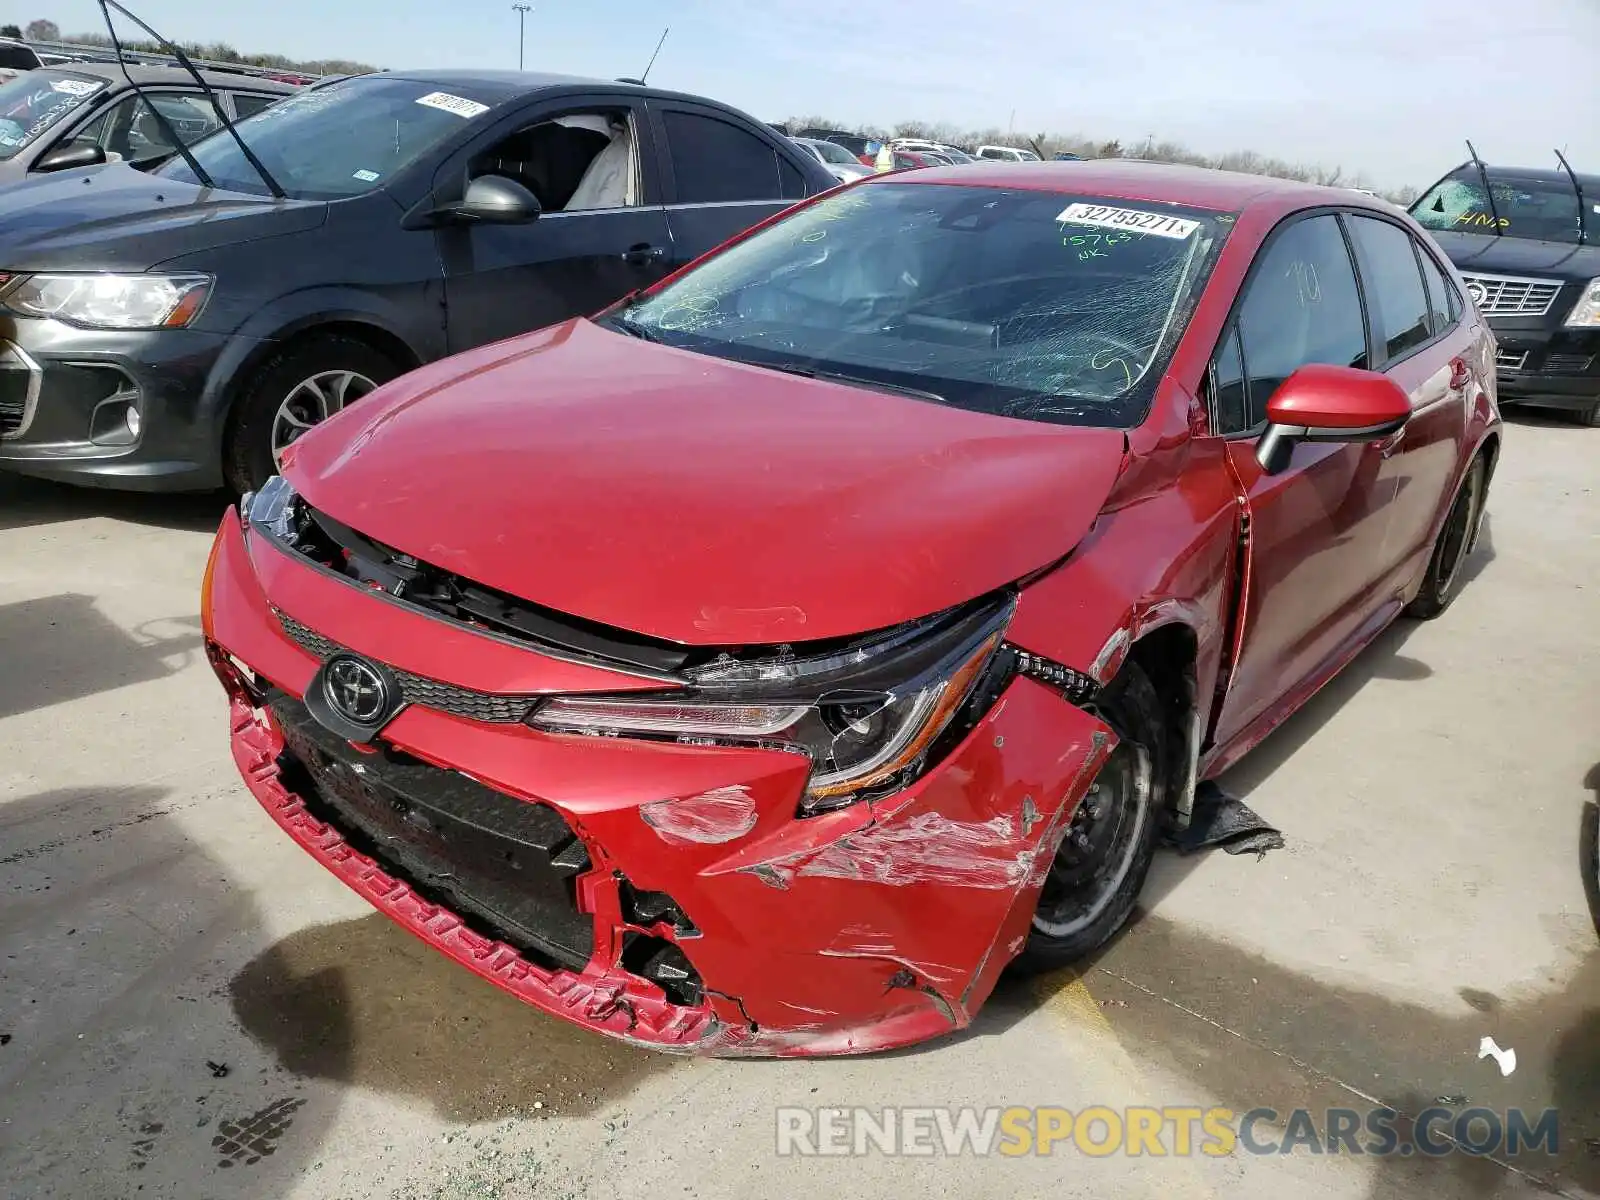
[1448,357,1471,391]
[622,243,666,266]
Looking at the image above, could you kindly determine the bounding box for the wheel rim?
[1032,741,1151,939]
[1433,465,1483,599]
[270,370,378,466]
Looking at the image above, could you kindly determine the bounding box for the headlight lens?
[1565,278,1600,328]
[529,597,1015,814]
[242,474,299,541]
[0,272,211,329]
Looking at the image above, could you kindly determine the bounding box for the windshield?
[156,75,500,200]
[807,139,858,165]
[611,183,1231,427]
[0,70,108,160]
[1411,167,1586,244]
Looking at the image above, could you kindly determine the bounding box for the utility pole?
[512,3,531,71]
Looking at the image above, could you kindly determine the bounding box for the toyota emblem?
[323,656,393,725]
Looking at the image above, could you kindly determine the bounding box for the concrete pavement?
[2,414,1596,1199]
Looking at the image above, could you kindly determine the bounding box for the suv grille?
[1462,273,1563,317]
[1495,349,1529,371]
[270,690,595,969]
[273,609,538,724]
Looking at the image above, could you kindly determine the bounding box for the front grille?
[0,340,41,439]
[1496,348,1530,371]
[1462,273,1563,317]
[1544,354,1594,374]
[270,690,595,969]
[273,609,538,724]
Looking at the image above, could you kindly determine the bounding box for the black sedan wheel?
[224,334,400,495]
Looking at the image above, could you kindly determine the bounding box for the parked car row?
[0,68,837,492]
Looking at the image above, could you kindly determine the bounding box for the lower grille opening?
[621,934,704,1006]
[618,878,699,936]
[268,690,595,971]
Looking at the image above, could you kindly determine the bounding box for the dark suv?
[0,69,833,492]
[1411,161,1600,425]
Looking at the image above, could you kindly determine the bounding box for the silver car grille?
[1461,273,1563,318]
[1495,349,1530,371]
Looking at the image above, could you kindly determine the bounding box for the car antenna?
[639,26,669,84]
[97,0,286,199]
[1554,148,1588,246]
[94,0,214,189]
[1465,139,1504,237]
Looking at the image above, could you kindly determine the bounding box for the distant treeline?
[59,30,375,77]
[786,114,1422,205]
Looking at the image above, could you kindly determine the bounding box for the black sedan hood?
[1428,230,1600,282]
[0,163,325,271]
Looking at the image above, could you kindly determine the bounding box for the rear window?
[0,70,109,160]
[615,182,1233,428]
[1411,167,1586,244]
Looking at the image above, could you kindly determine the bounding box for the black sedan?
[0,69,835,492]
[0,63,293,179]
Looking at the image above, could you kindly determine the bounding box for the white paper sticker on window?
[414,91,489,120]
[50,79,100,97]
[1057,202,1199,240]
[352,169,380,182]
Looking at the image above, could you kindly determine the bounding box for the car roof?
[888,159,1393,214]
[42,61,296,91]
[378,68,770,115]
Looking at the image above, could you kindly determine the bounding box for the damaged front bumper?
[205,510,1116,1056]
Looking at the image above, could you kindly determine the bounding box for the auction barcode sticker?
[50,79,100,97]
[1057,203,1199,239]
[415,91,490,120]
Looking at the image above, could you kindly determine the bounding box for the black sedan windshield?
[0,71,109,161]
[613,182,1231,426]
[157,75,499,200]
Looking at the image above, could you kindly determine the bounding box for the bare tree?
[24,18,59,41]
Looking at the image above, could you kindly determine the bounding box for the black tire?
[223,334,402,495]
[1579,400,1600,429]
[1011,662,1168,974]
[1405,454,1487,621]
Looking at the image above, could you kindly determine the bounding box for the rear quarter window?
[663,110,782,204]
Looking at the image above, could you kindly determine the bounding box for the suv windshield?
[805,139,858,165]
[1411,167,1587,244]
[610,182,1231,427]
[156,75,500,200]
[0,70,109,160]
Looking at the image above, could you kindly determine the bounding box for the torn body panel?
[208,511,1115,1053]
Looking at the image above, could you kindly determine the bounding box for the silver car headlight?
[529,596,1016,815]
[0,272,211,329]
[1564,278,1600,328]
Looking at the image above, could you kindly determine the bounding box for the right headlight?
[1565,278,1600,328]
[528,596,1016,815]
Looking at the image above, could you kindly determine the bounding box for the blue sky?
[52,0,1600,188]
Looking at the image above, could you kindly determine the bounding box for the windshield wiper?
[1465,139,1505,238]
[99,0,287,200]
[605,314,663,343]
[760,360,949,405]
[1555,148,1588,246]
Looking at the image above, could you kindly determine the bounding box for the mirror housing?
[34,143,107,173]
[443,175,542,225]
[1255,363,1412,475]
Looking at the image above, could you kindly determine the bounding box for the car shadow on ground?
[0,472,228,534]
[0,593,204,719]
[0,786,329,1198]
[1499,407,1595,432]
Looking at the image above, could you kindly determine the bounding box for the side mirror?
[1255,363,1411,475]
[34,142,107,173]
[447,175,542,224]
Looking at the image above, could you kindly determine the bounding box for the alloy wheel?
[270,370,378,466]
[1032,741,1152,940]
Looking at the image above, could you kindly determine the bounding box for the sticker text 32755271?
[1057,203,1199,240]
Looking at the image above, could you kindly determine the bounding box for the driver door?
[426,94,674,351]
[1207,212,1400,752]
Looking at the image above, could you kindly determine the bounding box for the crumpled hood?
[0,163,324,271]
[286,319,1128,646]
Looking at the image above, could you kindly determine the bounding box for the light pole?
[512,3,531,71]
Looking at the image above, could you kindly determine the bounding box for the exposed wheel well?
[1117,622,1200,828]
[1478,431,1501,487]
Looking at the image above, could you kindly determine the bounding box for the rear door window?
[662,109,782,203]
[1345,215,1432,362]
[1414,244,1460,337]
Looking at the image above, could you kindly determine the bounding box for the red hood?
[285,319,1127,645]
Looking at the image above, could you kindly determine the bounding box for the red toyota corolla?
[202,162,1499,1056]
